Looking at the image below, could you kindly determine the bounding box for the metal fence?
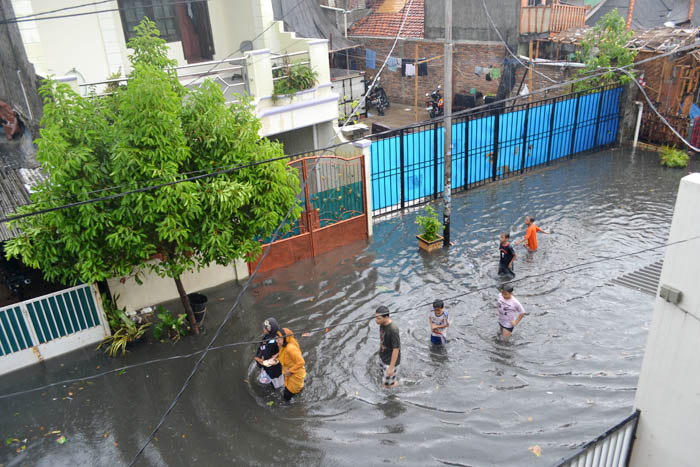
[369,85,624,215]
[331,70,367,124]
[0,284,108,375]
[555,410,640,467]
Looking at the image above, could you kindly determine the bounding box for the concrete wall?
[424,0,520,45]
[630,173,700,467]
[1,0,43,136]
[107,259,249,313]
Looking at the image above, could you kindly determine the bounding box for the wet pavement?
[1,148,698,466]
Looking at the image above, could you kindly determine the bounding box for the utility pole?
[442,0,453,247]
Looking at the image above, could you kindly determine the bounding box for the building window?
[118,0,181,43]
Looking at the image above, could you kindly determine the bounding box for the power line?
[3,0,114,22]
[2,231,697,403]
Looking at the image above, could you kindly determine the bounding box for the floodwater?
[1,149,698,467]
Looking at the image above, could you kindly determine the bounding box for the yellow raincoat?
[277,328,306,394]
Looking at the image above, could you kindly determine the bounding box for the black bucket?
[187,293,208,323]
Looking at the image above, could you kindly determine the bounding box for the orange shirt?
[524,224,542,250]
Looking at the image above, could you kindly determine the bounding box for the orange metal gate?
[248,154,369,275]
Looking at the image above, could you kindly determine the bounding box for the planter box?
[417,234,443,252]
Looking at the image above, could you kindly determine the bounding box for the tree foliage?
[575,10,637,91]
[5,19,301,332]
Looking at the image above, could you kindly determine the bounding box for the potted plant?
[97,296,150,357]
[416,205,444,252]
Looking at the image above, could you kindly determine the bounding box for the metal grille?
[369,85,624,216]
[611,260,663,296]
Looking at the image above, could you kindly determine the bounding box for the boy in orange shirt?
[514,216,549,251]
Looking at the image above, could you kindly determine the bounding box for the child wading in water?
[497,284,525,338]
[498,232,516,277]
[428,299,449,345]
[514,216,549,252]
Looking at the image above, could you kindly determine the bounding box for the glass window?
[118,0,181,43]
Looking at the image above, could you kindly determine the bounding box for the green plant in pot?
[416,205,444,252]
[98,295,150,357]
[153,306,187,342]
[659,146,689,168]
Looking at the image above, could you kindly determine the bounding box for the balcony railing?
[555,410,640,467]
[520,1,587,35]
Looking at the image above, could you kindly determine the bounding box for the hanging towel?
[490,67,501,79]
[405,63,416,76]
[401,58,414,76]
[366,49,376,69]
[474,65,483,77]
[387,57,399,72]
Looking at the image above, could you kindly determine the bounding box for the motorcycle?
[367,78,389,116]
[426,85,443,118]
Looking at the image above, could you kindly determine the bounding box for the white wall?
[630,173,700,467]
[107,259,249,313]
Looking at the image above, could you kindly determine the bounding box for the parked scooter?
[426,85,443,118]
[367,77,389,116]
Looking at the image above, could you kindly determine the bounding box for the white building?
[11,0,340,154]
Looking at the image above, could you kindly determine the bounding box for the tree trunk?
[174,275,199,335]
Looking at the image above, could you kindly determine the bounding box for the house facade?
[10,0,340,154]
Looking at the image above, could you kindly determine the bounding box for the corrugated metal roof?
[0,168,31,241]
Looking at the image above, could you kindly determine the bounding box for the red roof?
[349,0,424,38]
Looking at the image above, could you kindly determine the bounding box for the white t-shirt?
[429,310,449,338]
[498,294,525,328]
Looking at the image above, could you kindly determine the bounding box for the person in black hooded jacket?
[254,317,284,389]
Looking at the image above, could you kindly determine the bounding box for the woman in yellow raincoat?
[275,328,306,401]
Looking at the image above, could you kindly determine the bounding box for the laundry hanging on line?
[366,49,376,69]
[401,58,427,77]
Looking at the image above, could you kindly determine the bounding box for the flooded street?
[1,148,697,466]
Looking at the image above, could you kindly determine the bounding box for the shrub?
[273,64,318,100]
[659,146,689,168]
[416,205,442,242]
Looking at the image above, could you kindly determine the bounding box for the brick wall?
[350,36,573,107]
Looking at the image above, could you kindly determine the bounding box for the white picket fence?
[0,283,109,375]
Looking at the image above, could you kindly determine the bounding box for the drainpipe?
[633,101,643,147]
[320,4,349,38]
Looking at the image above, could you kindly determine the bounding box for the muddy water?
[1,149,697,466]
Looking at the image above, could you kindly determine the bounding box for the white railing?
[555,410,640,467]
[79,56,249,103]
[271,51,311,84]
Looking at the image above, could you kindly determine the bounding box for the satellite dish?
[239,40,253,53]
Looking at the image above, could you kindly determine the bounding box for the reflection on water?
[0,150,695,467]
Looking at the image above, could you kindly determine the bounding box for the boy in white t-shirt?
[428,299,449,345]
[497,283,526,338]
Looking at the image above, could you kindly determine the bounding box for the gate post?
[399,128,405,209]
[19,302,41,348]
[90,283,111,337]
[301,159,315,256]
[492,112,500,181]
[433,122,439,198]
[353,138,373,236]
[569,91,581,157]
[463,117,469,189]
[546,99,557,165]
[519,103,531,174]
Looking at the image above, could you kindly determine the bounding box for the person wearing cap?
[497,284,526,338]
[374,306,401,387]
[514,216,549,252]
[254,318,284,389]
[275,328,306,401]
[428,299,449,345]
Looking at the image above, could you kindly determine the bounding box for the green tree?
[5,19,300,334]
[574,10,637,91]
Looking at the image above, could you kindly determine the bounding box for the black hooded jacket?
[256,317,282,378]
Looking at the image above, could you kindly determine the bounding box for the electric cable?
[1,232,697,403]
[0,0,113,21]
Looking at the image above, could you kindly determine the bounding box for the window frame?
[117,0,181,44]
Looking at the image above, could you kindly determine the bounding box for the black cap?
[375,305,390,317]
